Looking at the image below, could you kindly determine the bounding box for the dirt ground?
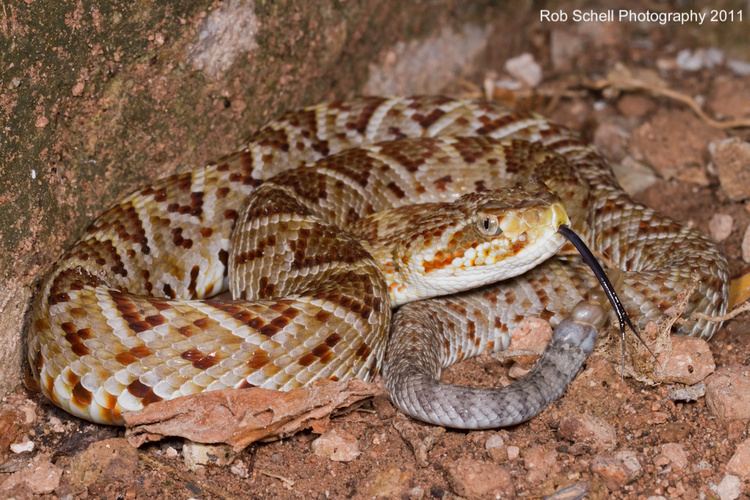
[3,7,750,500]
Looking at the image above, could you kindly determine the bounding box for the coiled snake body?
[28,96,728,428]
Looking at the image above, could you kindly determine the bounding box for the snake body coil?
[28,96,728,428]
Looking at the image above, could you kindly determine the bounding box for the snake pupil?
[477,215,501,236]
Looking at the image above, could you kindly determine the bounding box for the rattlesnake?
[27,96,728,429]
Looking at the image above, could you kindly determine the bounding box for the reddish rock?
[710,138,750,201]
[630,109,724,179]
[558,413,617,451]
[0,453,62,495]
[591,450,642,490]
[726,438,750,480]
[675,165,710,186]
[709,76,750,119]
[523,445,558,483]
[508,317,552,368]
[617,95,655,118]
[593,121,629,161]
[484,433,506,463]
[446,458,514,497]
[656,443,688,470]
[509,317,552,353]
[311,429,360,462]
[654,336,715,385]
[359,465,416,498]
[68,438,139,490]
[705,365,750,420]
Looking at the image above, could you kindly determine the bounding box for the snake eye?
[476,214,502,236]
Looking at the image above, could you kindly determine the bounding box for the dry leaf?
[730,272,750,308]
[124,379,383,451]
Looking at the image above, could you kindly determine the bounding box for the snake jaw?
[390,201,570,304]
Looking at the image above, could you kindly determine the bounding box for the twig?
[692,301,750,323]
[585,63,750,129]
[259,469,295,488]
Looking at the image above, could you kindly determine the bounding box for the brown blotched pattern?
[28,96,728,426]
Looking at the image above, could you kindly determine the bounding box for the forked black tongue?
[557,225,654,357]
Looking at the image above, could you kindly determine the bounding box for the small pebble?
[545,482,589,500]
[617,95,655,118]
[10,438,34,453]
[668,382,705,402]
[611,157,658,195]
[485,433,506,462]
[230,460,250,478]
[676,48,724,71]
[0,454,62,495]
[726,438,750,480]
[312,429,360,462]
[485,434,504,450]
[655,336,715,385]
[710,138,750,201]
[48,416,65,433]
[742,224,750,263]
[705,366,750,420]
[182,442,235,471]
[507,445,520,460]
[709,76,750,120]
[72,81,85,96]
[656,443,688,470]
[558,413,617,451]
[712,474,741,500]
[693,459,712,472]
[590,450,642,489]
[523,445,558,483]
[709,213,733,242]
[358,465,415,498]
[593,121,629,162]
[728,58,750,76]
[446,458,514,497]
[504,53,542,87]
[508,363,531,379]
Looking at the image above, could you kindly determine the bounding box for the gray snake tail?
[384,301,605,429]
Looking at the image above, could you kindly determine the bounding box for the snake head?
[388,185,570,304]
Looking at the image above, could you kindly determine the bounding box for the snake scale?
[28,95,729,429]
